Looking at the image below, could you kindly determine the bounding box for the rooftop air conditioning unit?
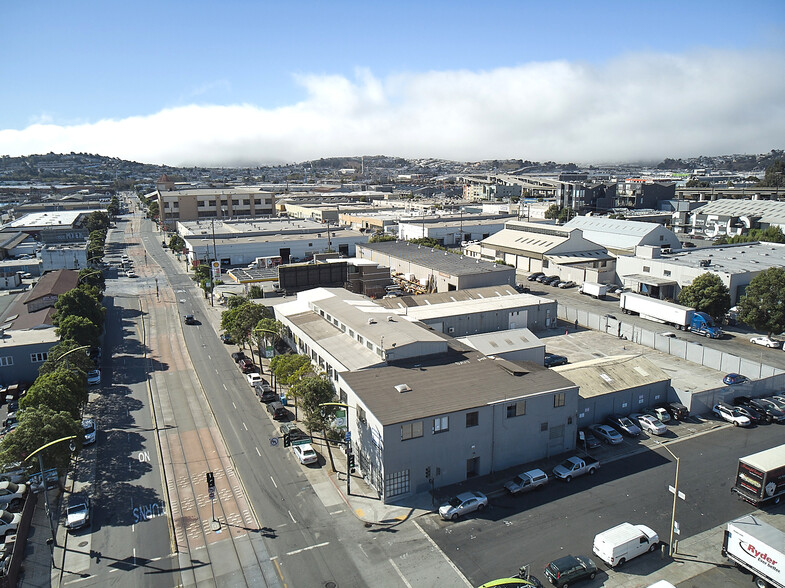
[395,384,412,394]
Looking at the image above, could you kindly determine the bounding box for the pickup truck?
[553,456,600,482]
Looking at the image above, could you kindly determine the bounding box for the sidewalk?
[19,489,60,588]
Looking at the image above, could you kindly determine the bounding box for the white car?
[712,403,752,427]
[439,491,488,521]
[65,495,90,531]
[82,419,96,446]
[87,369,101,386]
[632,413,668,436]
[0,482,26,512]
[246,373,263,387]
[292,443,318,465]
[750,336,782,349]
[589,424,623,445]
[0,510,21,537]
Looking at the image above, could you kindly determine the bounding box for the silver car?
[439,491,488,521]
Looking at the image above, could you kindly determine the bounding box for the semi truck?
[731,444,785,506]
[619,292,722,338]
[580,282,609,299]
[722,515,785,588]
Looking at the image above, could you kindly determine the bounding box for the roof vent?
[387,316,395,322]
[367,318,376,325]
[394,384,412,394]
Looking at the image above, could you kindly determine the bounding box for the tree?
[290,376,336,433]
[757,160,785,187]
[557,207,575,223]
[20,368,87,419]
[83,211,110,234]
[409,237,446,250]
[38,340,93,381]
[369,234,396,243]
[225,295,247,310]
[56,315,101,348]
[54,287,105,328]
[677,273,731,319]
[220,302,272,356]
[168,234,185,252]
[148,201,160,220]
[79,268,105,292]
[254,318,283,362]
[107,196,120,217]
[269,354,311,386]
[248,285,263,299]
[0,406,83,473]
[737,268,785,336]
[544,204,561,219]
[685,179,711,188]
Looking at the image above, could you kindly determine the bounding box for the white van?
[592,522,659,567]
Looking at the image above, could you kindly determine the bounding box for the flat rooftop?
[634,242,785,274]
[358,241,513,276]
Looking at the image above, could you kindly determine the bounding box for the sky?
[1,0,784,167]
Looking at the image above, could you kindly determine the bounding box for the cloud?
[1,50,783,166]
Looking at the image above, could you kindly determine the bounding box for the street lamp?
[25,435,78,568]
[659,443,684,556]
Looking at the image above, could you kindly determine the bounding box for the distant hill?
[656,150,784,172]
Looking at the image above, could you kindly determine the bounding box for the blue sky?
[1,0,784,166]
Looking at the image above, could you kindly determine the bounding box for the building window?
[357,406,366,424]
[30,352,48,363]
[366,341,373,350]
[401,421,423,440]
[664,270,671,277]
[255,199,262,205]
[554,392,566,408]
[433,416,449,434]
[348,329,355,338]
[209,200,216,207]
[0,357,13,366]
[233,200,240,206]
[466,412,479,428]
[643,266,650,273]
[507,400,526,418]
[358,336,364,345]
[385,469,410,498]
[541,422,548,432]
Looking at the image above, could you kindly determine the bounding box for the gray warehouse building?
[355,240,516,293]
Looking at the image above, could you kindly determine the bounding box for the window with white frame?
[30,352,48,363]
[433,416,449,433]
[0,357,13,367]
[506,400,526,418]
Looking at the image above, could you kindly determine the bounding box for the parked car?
[723,373,748,385]
[88,347,102,365]
[713,402,752,427]
[1,414,16,429]
[577,428,601,449]
[292,443,318,465]
[661,402,689,420]
[0,482,26,512]
[0,464,26,485]
[734,404,765,425]
[279,423,310,445]
[558,280,576,289]
[750,336,782,349]
[504,469,549,495]
[266,401,288,421]
[254,384,278,403]
[767,395,785,410]
[231,351,246,363]
[65,495,90,531]
[544,353,568,368]
[82,418,96,445]
[247,373,263,387]
[219,333,233,344]
[542,275,561,285]
[644,406,671,424]
[527,272,545,282]
[630,413,667,436]
[87,369,101,386]
[238,358,256,374]
[748,398,785,423]
[183,314,196,325]
[0,510,21,537]
[439,491,488,521]
[543,555,597,587]
[606,415,641,437]
[589,424,623,445]
[125,270,138,278]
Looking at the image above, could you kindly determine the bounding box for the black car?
[544,353,568,368]
[577,428,601,449]
[606,414,641,437]
[231,351,246,363]
[542,275,561,285]
[527,272,545,282]
[661,402,689,420]
[255,383,278,403]
[266,401,289,421]
[543,555,597,587]
[279,423,310,444]
[748,399,785,423]
[184,314,196,325]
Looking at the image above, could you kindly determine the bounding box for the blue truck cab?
[690,312,722,338]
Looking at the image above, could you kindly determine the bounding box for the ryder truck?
[722,515,785,588]
[731,444,785,506]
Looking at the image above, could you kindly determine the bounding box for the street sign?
[344,431,352,443]
[668,486,686,500]
[270,437,279,447]
[209,488,215,500]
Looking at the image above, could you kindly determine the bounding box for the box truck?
[619,292,722,337]
[580,282,609,299]
[722,515,785,588]
[731,444,785,506]
[592,522,659,568]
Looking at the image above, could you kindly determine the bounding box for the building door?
[279,247,291,263]
[339,244,349,256]
[466,457,480,478]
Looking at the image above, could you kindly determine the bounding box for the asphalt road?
[418,421,785,586]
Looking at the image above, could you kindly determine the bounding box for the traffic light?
[206,472,215,489]
[425,466,431,479]
[348,453,355,472]
[283,432,291,447]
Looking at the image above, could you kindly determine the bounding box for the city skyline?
[1,0,784,166]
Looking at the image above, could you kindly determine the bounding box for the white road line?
[413,520,473,587]
[286,541,329,556]
[389,558,414,588]
[223,383,227,391]
[233,402,237,409]
[243,422,248,431]
[133,547,136,566]
[288,510,296,523]
[207,354,211,360]
[329,510,344,515]
[256,447,261,457]
[270,476,277,488]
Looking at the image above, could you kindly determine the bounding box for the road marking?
[288,510,296,523]
[355,508,365,518]
[256,447,261,456]
[243,422,248,431]
[270,475,277,488]
[207,354,211,360]
[413,520,473,587]
[329,510,343,515]
[223,383,227,391]
[233,402,237,409]
[286,541,329,556]
[389,557,413,588]
[133,548,136,566]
